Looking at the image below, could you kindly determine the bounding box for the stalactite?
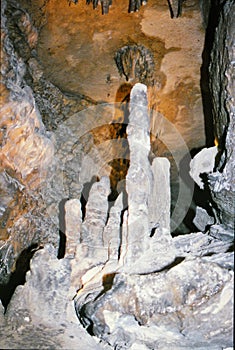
[129,0,141,13]
[167,0,184,18]
[101,0,112,14]
[115,45,154,86]
[86,0,98,10]
[67,0,186,17]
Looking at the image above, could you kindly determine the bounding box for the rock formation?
[72,83,233,349]
[189,0,234,238]
[115,45,155,86]
[208,0,235,234]
[0,0,234,349]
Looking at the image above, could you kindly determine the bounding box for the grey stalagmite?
[122,83,175,273]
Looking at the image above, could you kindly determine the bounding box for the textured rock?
[72,75,233,346]
[74,252,233,349]
[173,231,232,257]
[0,244,107,350]
[0,0,58,284]
[0,92,54,185]
[208,0,235,233]
[124,83,152,267]
[193,206,215,231]
[81,176,110,261]
[103,193,123,261]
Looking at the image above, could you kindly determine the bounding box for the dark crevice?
[150,224,159,238]
[80,176,99,222]
[202,252,217,257]
[57,198,69,259]
[155,257,185,273]
[118,196,128,260]
[200,173,221,221]
[226,244,234,253]
[77,303,95,336]
[0,243,42,312]
[167,0,175,18]
[166,0,185,18]
[200,0,222,147]
[140,257,185,275]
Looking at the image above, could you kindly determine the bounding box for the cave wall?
[208,0,235,233]
[0,0,56,287]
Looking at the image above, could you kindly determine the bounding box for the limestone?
[102,193,123,261]
[72,82,233,345]
[114,45,154,85]
[0,92,54,187]
[0,0,59,284]
[70,84,174,278]
[82,176,110,247]
[124,83,152,265]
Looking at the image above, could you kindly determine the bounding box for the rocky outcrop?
[207,0,235,234]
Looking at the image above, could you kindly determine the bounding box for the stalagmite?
[149,157,171,232]
[64,199,82,258]
[102,193,123,261]
[124,83,152,266]
[120,83,175,274]
[80,176,110,264]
